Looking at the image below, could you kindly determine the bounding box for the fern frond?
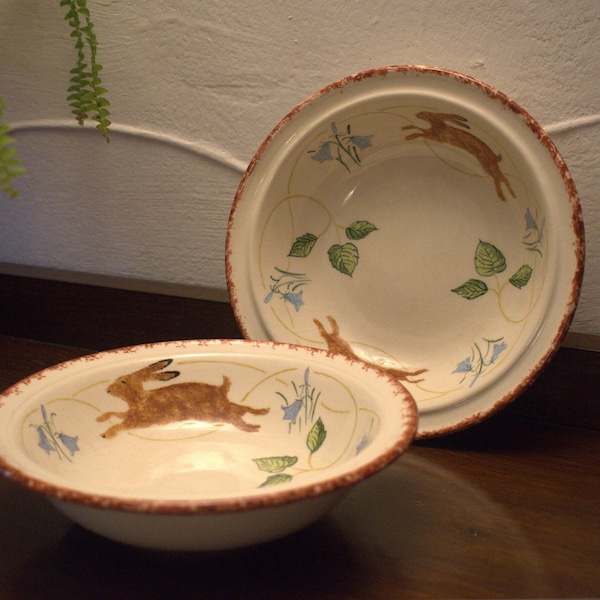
[60,0,110,141]
[0,96,25,198]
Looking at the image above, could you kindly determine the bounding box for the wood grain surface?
[0,274,598,598]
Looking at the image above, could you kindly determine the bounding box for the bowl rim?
[0,338,418,515]
[225,64,585,438]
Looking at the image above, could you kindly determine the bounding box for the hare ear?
[326,315,340,335]
[155,370,180,382]
[148,359,173,371]
[451,114,470,129]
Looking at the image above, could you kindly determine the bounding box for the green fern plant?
[0,0,110,198]
[61,0,111,140]
[0,97,25,198]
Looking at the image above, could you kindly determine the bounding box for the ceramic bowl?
[0,339,417,551]
[227,65,584,437]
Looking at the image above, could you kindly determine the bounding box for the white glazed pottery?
[226,65,584,437]
[0,339,417,551]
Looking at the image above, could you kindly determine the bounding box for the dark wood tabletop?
[0,274,599,599]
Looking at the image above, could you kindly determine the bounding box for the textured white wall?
[0,1,598,335]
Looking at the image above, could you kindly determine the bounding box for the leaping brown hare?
[97,359,269,438]
[314,316,427,384]
[402,111,516,203]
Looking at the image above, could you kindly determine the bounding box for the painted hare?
[97,359,269,438]
[403,111,516,202]
[314,316,426,383]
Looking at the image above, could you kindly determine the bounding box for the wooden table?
[0,274,598,599]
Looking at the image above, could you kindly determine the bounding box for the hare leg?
[96,410,127,423]
[246,406,270,416]
[100,422,127,438]
[233,419,261,433]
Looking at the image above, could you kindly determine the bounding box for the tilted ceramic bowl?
[227,65,584,437]
[0,339,417,551]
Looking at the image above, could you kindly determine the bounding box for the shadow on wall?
[0,122,247,291]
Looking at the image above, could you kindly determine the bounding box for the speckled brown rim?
[225,65,585,438]
[0,339,418,514]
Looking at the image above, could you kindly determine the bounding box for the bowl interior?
[0,340,416,509]
[227,66,584,437]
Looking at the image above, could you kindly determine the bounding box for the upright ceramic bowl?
[227,65,584,437]
[0,339,417,551]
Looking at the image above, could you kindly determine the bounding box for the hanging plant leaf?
[306,417,327,454]
[288,233,318,257]
[0,103,25,198]
[474,241,506,276]
[253,456,298,473]
[509,265,533,289]
[346,220,378,240]
[328,243,359,276]
[60,0,111,141]
[452,279,489,300]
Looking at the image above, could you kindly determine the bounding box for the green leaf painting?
[288,233,318,257]
[509,265,533,289]
[259,473,294,487]
[452,278,489,300]
[278,214,377,282]
[253,369,329,488]
[253,456,298,473]
[346,220,378,240]
[453,239,534,302]
[474,241,506,276]
[328,243,359,276]
[307,417,327,454]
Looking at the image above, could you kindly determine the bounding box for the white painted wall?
[0,1,598,335]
